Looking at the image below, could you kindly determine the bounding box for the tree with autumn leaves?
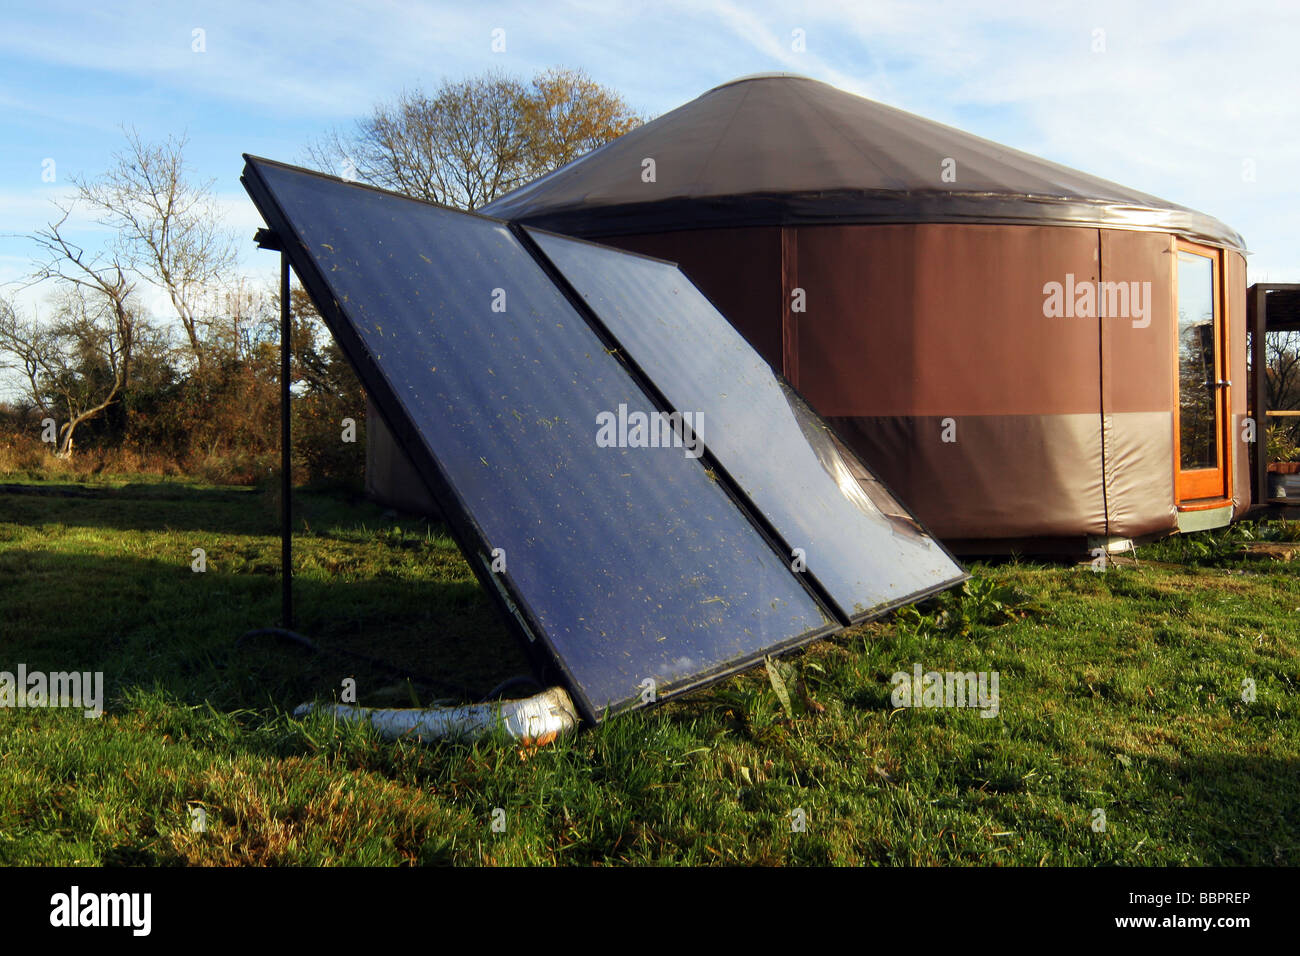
[308,67,643,210]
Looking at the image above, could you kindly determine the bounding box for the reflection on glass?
[1177,252,1217,472]
[819,425,930,543]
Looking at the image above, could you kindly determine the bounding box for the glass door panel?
[1175,246,1228,501]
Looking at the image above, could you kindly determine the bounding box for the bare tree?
[6,209,142,455]
[1266,330,1300,411]
[0,283,137,457]
[207,277,277,363]
[308,73,528,209]
[0,295,55,419]
[73,128,236,369]
[1265,330,1300,453]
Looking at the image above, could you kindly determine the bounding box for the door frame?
[1172,237,1231,504]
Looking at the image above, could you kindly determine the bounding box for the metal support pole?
[281,252,293,630]
[1250,284,1267,507]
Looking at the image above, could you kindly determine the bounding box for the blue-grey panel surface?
[242,157,836,720]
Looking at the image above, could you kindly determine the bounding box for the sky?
[2,0,1298,394]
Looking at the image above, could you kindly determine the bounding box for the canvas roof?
[483,74,1245,251]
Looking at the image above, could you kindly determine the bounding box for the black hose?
[483,675,544,701]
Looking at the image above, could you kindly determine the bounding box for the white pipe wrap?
[294,686,579,744]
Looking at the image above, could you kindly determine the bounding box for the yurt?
[373,74,1251,552]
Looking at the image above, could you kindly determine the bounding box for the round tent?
[376,74,1252,550]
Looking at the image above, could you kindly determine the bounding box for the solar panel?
[241,157,840,722]
[526,228,966,620]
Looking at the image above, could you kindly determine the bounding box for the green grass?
[0,473,1296,865]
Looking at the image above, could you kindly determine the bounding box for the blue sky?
[2,0,1297,349]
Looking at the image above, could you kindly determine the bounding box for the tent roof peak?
[483,76,1245,251]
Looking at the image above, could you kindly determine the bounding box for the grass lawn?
[0,474,1296,866]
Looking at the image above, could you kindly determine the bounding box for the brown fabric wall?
[794,224,1103,416]
[794,223,1109,539]
[1101,412,1178,536]
[364,397,438,515]
[828,414,1106,540]
[1100,230,1177,536]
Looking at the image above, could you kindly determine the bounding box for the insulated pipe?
[294,686,580,745]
